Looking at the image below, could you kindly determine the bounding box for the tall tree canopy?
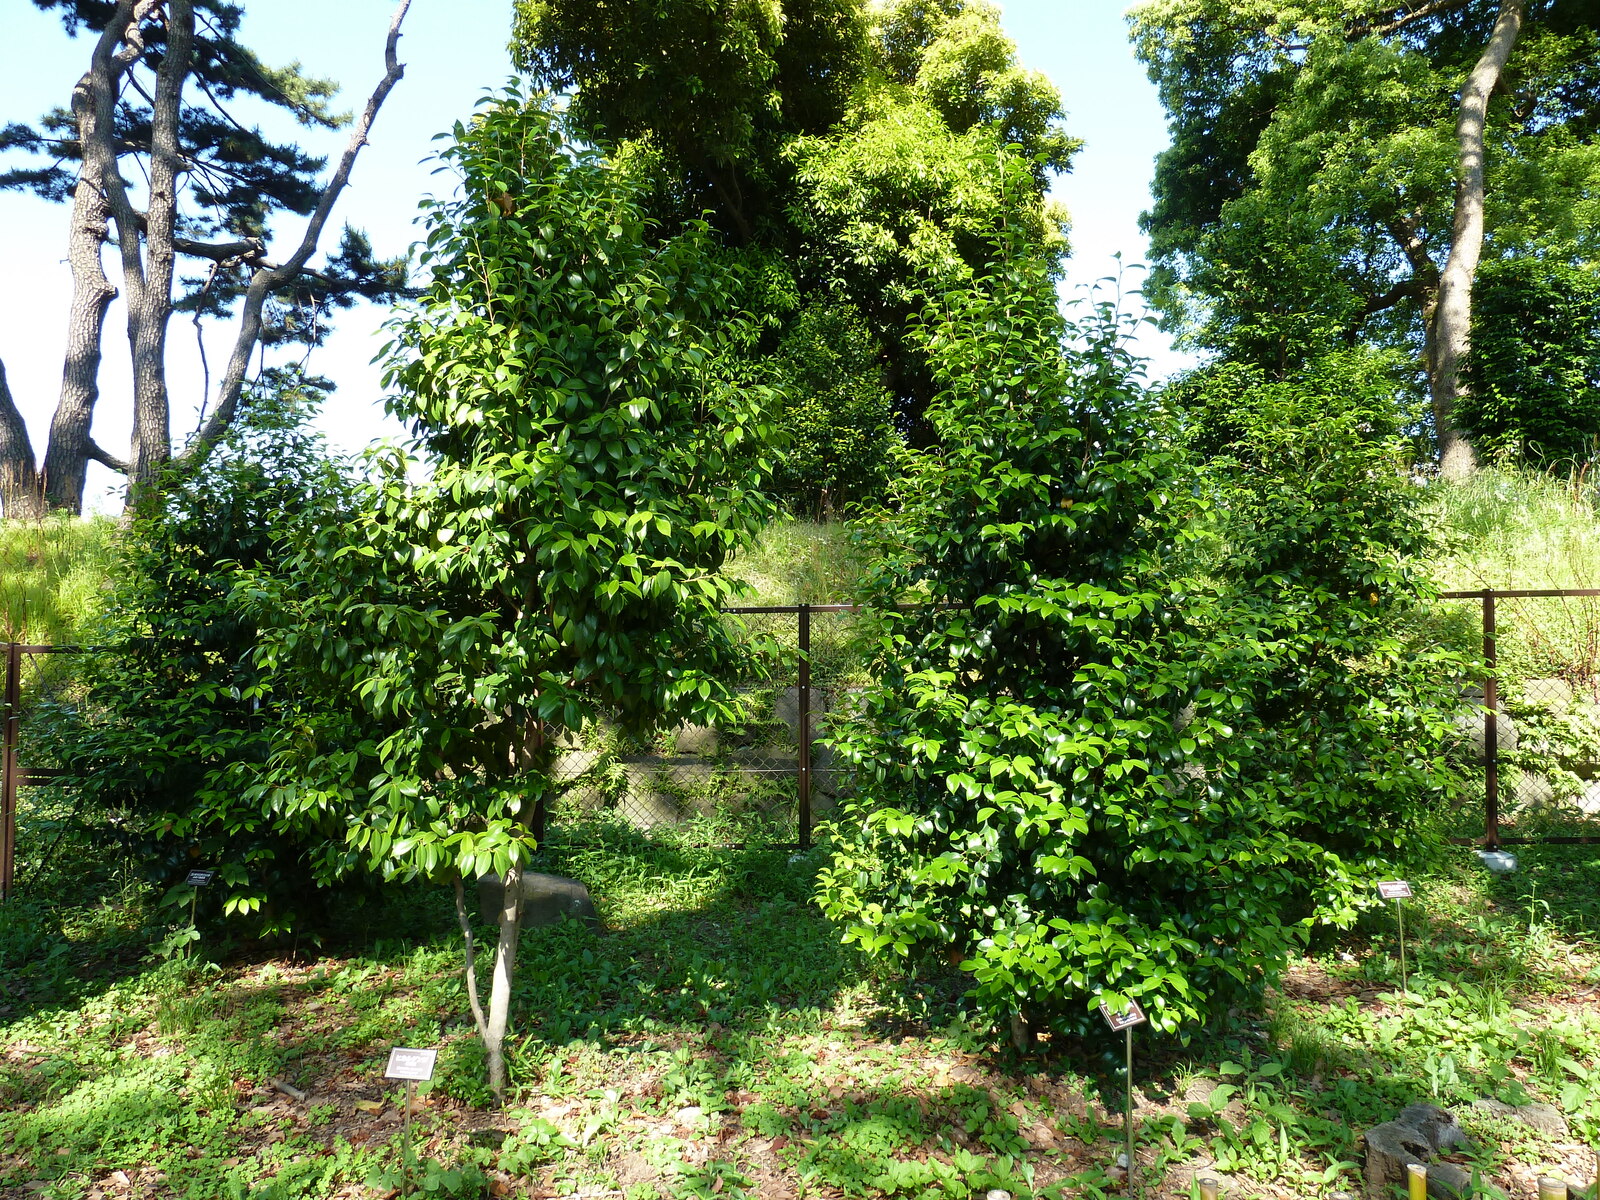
[512,0,1079,503]
[1132,0,1600,473]
[0,0,411,515]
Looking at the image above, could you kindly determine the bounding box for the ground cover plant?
[6,814,1600,1200]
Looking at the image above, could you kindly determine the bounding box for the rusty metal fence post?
[1,642,19,902]
[1483,589,1499,850]
[797,603,812,849]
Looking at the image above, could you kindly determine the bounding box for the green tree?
[0,0,412,515]
[242,95,776,1102]
[1132,0,1600,474]
[768,299,897,517]
[1460,258,1600,462]
[47,373,366,936]
[818,229,1467,1037]
[513,0,1077,488]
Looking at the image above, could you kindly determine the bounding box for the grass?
[7,806,1600,1200]
[0,516,118,646]
[729,520,869,606]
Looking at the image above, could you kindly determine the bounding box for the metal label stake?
[1100,997,1148,1193]
[1378,880,1412,993]
[184,869,215,958]
[385,1046,438,1197]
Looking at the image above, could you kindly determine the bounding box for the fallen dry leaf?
[353,1100,384,1114]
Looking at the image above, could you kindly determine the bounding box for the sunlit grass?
[0,515,118,645]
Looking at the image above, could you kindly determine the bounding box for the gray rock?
[985,1191,1013,1200]
[1526,678,1575,711]
[1363,1105,1486,1200]
[1398,1104,1470,1152]
[1515,771,1556,810]
[1518,1103,1567,1138]
[674,723,719,756]
[1470,1098,1568,1137]
[1456,706,1518,764]
[1578,781,1600,816]
[476,871,600,932]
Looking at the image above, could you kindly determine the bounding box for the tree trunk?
[124,0,194,506]
[28,0,147,515]
[484,864,524,1106]
[1429,0,1525,479]
[0,363,46,520]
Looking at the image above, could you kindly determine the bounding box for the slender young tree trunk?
[1429,0,1525,479]
[484,864,524,1105]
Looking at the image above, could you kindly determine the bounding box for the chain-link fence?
[0,644,91,901]
[1442,588,1600,848]
[542,604,875,847]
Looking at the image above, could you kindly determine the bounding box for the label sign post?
[1100,997,1147,1193]
[1377,881,1413,993]
[385,1047,437,1197]
[184,869,214,958]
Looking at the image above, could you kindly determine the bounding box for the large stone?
[476,871,601,932]
[1514,771,1556,810]
[674,723,719,756]
[1471,1098,1569,1139]
[1456,706,1518,764]
[1362,1104,1482,1200]
[1525,678,1575,711]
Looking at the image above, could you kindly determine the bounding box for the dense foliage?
[819,238,1469,1036]
[513,0,1077,503]
[1461,259,1600,463]
[47,380,364,933]
[1131,0,1600,463]
[768,301,897,516]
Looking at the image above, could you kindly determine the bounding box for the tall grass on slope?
[727,518,867,605]
[1432,466,1600,591]
[1432,466,1600,684]
[0,516,118,646]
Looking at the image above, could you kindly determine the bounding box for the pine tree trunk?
[0,363,45,520]
[1429,0,1525,478]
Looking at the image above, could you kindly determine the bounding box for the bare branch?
[1360,0,1473,40]
[185,0,413,461]
[85,439,130,474]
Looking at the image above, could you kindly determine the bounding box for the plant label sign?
[1098,998,1147,1031]
[384,1047,437,1082]
[1377,880,1412,899]
[185,869,216,887]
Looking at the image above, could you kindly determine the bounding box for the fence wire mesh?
[1,645,93,900]
[543,605,875,846]
[1443,589,1600,847]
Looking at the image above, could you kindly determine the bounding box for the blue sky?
[0,0,1189,511]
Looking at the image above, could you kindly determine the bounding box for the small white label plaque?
[185,869,216,887]
[384,1047,437,1082]
[1377,880,1412,899]
[1099,998,1147,1031]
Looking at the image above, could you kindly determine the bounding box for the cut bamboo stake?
[1408,1162,1428,1200]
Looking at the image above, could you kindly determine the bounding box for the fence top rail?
[1439,588,1600,600]
[723,604,865,614]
